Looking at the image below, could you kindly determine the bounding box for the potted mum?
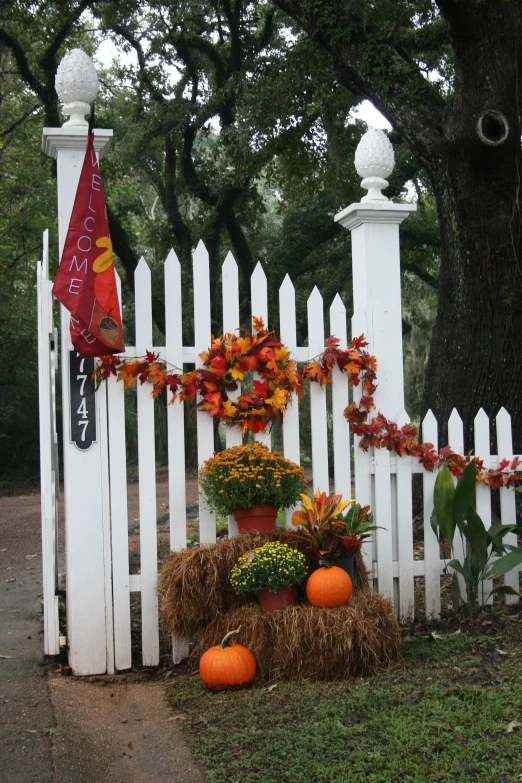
[199,442,307,534]
[230,541,308,612]
[290,490,376,586]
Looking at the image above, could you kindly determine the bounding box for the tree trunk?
[426,152,522,451]
[422,3,522,452]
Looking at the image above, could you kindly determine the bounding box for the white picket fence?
[37,239,521,670]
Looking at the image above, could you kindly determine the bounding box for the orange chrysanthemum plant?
[199,442,307,517]
[290,490,375,560]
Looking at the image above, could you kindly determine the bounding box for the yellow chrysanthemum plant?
[230,541,308,595]
[199,442,307,518]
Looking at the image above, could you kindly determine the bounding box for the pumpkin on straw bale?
[158,530,369,639]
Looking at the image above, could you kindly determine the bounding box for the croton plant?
[291,490,376,559]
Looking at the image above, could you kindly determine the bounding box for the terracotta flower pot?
[233,504,278,535]
[258,585,298,612]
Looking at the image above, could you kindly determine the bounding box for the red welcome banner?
[52,132,124,357]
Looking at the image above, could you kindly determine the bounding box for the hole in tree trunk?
[476,110,509,146]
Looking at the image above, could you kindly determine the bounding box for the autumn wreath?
[94,317,301,435]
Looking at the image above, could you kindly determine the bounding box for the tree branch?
[0,103,42,137]
[271,0,446,170]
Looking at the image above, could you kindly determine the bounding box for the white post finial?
[355,128,395,202]
[55,49,99,128]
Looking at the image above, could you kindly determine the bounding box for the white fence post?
[335,129,415,420]
[41,51,114,674]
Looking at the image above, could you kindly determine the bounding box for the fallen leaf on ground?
[495,648,515,656]
[168,714,187,721]
[504,721,520,734]
[0,655,12,659]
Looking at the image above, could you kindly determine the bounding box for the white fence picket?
[194,241,217,544]
[307,287,329,493]
[448,408,466,602]
[37,256,60,656]
[107,369,132,671]
[279,274,301,527]
[373,448,394,601]
[135,257,160,666]
[329,295,351,500]
[474,408,492,605]
[496,408,519,604]
[395,409,414,622]
[165,249,187,552]
[165,249,190,663]
[107,273,132,671]
[222,252,242,537]
[422,410,441,619]
[98,381,115,674]
[251,262,271,449]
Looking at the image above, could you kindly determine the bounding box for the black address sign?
[69,351,97,450]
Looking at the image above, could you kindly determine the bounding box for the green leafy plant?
[290,490,377,559]
[431,459,522,618]
[199,442,307,516]
[230,541,308,595]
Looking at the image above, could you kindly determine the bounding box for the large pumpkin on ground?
[199,628,256,691]
[306,564,353,608]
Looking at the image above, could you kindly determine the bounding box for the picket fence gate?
[37,236,521,672]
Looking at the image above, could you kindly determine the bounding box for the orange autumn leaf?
[266,387,288,411]
[274,346,290,362]
[222,400,239,418]
[252,316,265,332]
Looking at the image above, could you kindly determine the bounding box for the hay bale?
[158,531,370,638]
[191,589,400,681]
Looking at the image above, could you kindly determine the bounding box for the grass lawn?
[167,612,522,783]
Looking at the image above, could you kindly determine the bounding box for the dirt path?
[0,489,206,783]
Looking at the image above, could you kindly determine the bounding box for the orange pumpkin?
[306,563,352,608]
[199,628,256,691]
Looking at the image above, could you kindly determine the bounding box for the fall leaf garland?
[93,320,522,488]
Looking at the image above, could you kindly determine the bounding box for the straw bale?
[158,531,370,638]
[191,589,400,681]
